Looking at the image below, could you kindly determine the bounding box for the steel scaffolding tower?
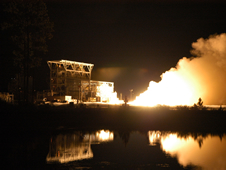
[47,60,94,100]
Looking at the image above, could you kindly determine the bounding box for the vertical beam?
[49,63,53,95]
[89,79,91,100]
[64,70,67,95]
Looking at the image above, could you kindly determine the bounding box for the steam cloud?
[92,67,125,81]
[183,33,226,104]
[133,33,226,105]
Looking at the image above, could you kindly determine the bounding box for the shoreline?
[2,103,226,133]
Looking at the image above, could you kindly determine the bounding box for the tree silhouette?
[2,0,54,103]
[197,98,203,107]
[118,131,131,147]
[193,97,204,110]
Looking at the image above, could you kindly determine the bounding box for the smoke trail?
[132,33,226,106]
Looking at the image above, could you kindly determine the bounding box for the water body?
[4,129,225,169]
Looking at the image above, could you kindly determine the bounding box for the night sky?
[1,0,226,98]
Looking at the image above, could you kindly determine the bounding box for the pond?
[4,129,225,169]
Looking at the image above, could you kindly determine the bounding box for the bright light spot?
[148,131,161,146]
[160,133,226,170]
[98,83,123,104]
[96,130,114,142]
[109,92,124,104]
[130,68,198,106]
[160,134,192,154]
[65,95,72,102]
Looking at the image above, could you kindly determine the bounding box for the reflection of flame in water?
[148,131,226,170]
[148,131,161,146]
[130,33,226,106]
[96,130,114,141]
[46,129,114,164]
[161,134,197,157]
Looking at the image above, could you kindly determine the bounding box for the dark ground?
[1,101,226,132]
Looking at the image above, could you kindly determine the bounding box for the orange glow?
[108,92,124,104]
[160,133,226,170]
[130,66,199,106]
[98,83,123,104]
[97,83,113,102]
[129,33,226,106]
[95,130,114,142]
[148,131,161,146]
[161,134,196,155]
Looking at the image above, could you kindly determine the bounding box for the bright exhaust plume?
[130,33,226,106]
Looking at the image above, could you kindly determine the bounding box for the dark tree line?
[2,0,54,104]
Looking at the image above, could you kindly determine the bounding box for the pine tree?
[2,0,54,104]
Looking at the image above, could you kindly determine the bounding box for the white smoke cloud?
[189,33,226,104]
[132,33,226,105]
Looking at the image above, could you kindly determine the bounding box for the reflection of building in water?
[46,130,114,163]
[148,131,161,146]
[46,133,93,163]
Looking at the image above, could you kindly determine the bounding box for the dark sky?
[1,0,226,97]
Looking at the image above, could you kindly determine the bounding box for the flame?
[130,67,198,106]
[97,83,112,102]
[98,83,123,104]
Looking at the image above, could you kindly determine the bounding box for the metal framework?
[47,59,115,102]
[47,60,94,98]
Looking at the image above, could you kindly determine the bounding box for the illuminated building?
[47,60,116,103]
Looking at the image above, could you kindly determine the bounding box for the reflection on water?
[44,129,226,169]
[95,130,114,142]
[148,131,161,146]
[148,131,226,170]
[46,130,114,163]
